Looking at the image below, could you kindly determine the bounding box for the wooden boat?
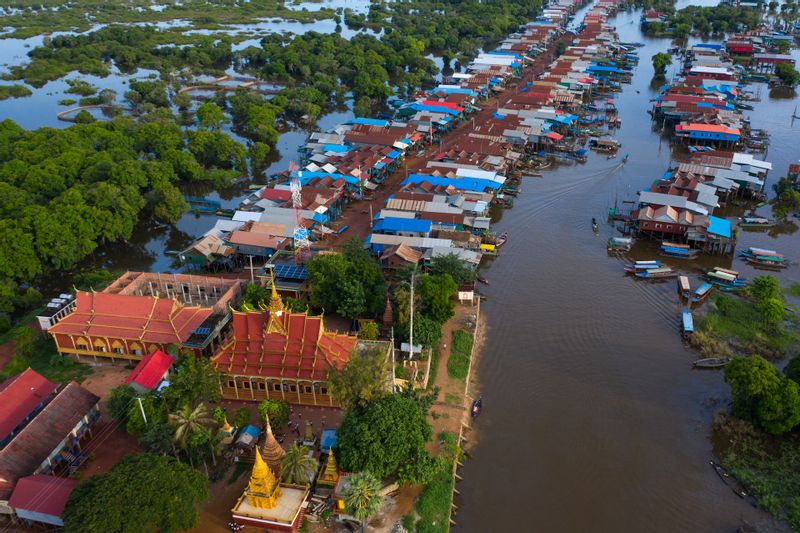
[477,276,489,286]
[693,357,730,369]
[705,268,747,290]
[635,266,677,279]
[681,309,694,338]
[471,395,482,418]
[739,216,775,228]
[608,236,632,252]
[495,232,508,248]
[624,260,661,273]
[745,256,787,269]
[739,246,784,259]
[678,276,691,299]
[660,242,699,260]
[692,282,713,304]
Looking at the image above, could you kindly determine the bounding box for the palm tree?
[343,471,383,533]
[280,443,315,484]
[168,402,215,450]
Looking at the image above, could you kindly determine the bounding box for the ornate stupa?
[317,452,339,488]
[232,447,311,531]
[261,416,286,478]
[219,416,236,446]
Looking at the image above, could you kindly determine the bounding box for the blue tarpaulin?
[349,117,389,126]
[707,216,732,238]
[492,112,505,119]
[387,150,401,159]
[373,217,432,234]
[296,170,360,186]
[323,144,350,153]
[403,174,501,192]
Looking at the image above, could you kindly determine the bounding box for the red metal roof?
[261,189,292,202]
[213,309,357,381]
[676,123,740,135]
[0,369,58,441]
[47,291,213,345]
[8,475,77,518]
[125,350,174,390]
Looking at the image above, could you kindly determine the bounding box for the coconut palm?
[280,443,315,484]
[343,471,383,532]
[168,402,215,450]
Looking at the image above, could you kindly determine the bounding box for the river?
[455,3,799,533]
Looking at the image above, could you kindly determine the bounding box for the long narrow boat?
[739,246,784,259]
[624,260,661,273]
[608,236,632,252]
[681,309,694,338]
[635,266,677,279]
[660,244,699,260]
[678,276,691,300]
[692,282,713,304]
[705,268,747,290]
[745,256,787,269]
[739,216,775,229]
[693,357,730,369]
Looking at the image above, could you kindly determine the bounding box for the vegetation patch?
[447,329,473,380]
[0,84,32,101]
[694,277,796,359]
[0,329,92,384]
[714,413,800,529]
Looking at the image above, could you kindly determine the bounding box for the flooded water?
[456,5,798,533]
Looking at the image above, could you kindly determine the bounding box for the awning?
[363,181,379,190]
[546,132,564,140]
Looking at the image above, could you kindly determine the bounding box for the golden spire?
[265,268,286,335]
[222,416,233,434]
[246,448,281,509]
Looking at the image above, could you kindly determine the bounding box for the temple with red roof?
[212,280,390,406]
[47,272,242,361]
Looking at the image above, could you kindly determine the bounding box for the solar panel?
[273,264,309,280]
[194,327,211,335]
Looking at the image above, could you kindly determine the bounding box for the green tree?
[343,471,383,532]
[417,274,457,324]
[775,63,800,87]
[107,384,137,422]
[758,297,786,328]
[162,354,220,408]
[750,275,780,301]
[651,52,672,78]
[196,102,228,130]
[397,450,445,485]
[336,394,432,478]
[140,422,175,455]
[234,406,251,428]
[724,355,800,434]
[257,399,291,429]
[63,454,208,533]
[328,344,389,410]
[785,353,800,385]
[358,320,380,340]
[281,443,315,484]
[168,402,215,450]
[427,252,476,285]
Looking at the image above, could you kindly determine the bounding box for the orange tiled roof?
[47,291,212,345]
[212,309,356,381]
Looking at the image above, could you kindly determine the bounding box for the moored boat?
[678,275,691,300]
[739,216,775,229]
[660,241,699,260]
[635,266,677,279]
[705,267,746,290]
[681,309,694,338]
[745,256,787,269]
[495,232,508,248]
[608,236,632,252]
[471,395,482,418]
[693,357,730,369]
[692,282,713,304]
[624,260,661,273]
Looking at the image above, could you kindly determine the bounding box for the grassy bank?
[411,432,459,533]
[446,329,473,380]
[0,329,92,384]
[692,293,796,358]
[713,413,800,529]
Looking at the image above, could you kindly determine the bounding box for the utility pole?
[137,397,148,425]
[390,327,396,391]
[248,255,254,283]
[409,264,416,360]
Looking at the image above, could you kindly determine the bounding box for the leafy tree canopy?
[63,454,208,533]
[329,344,389,410]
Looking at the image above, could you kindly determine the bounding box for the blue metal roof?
[373,217,432,234]
[403,174,501,192]
[296,170,360,186]
[349,117,389,126]
[487,51,522,59]
[707,216,731,238]
[387,150,401,159]
[323,144,350,153]
[431,86,477,96]
[409,103,460,116]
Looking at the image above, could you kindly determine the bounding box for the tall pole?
[137,397,148,425]
[248,255,254,283]
[390,326,396,391]
[409,265,416,360]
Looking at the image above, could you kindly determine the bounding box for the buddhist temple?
[47,272,241,361]
[231,448,309,531]
[261,417,286,478]
[213,281,391,406]
[317,453,339,489]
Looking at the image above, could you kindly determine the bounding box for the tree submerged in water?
[651,52,672,79]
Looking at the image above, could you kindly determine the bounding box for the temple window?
[130,343,143,355]
[111,341,124,354]
[242,381,251,390]
[258,382,266,390]
[290,384,297,393]
[93,340,106,352]
[320,387,328,395]
[227,380,235,388]
[305,386,312,393]
[76,337,88,350]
